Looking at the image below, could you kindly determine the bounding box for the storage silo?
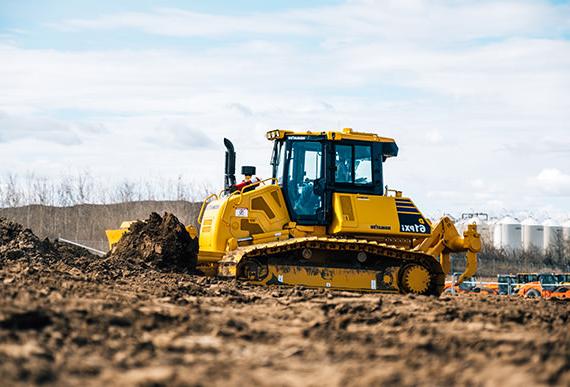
[543,219,563,251]
[486,218,497,245]
[459,213,491,241]
[562,219,570,242]
[493,216,522,251]
[521,217,544,251]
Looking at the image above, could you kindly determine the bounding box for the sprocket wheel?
[400,264,431,295]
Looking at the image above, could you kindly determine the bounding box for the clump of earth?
[101,212,198,276]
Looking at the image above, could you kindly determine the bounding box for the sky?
[1,0,570,219]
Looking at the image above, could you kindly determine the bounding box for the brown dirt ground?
[0,216,569,386]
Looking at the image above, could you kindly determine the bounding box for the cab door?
[283,139,327,225]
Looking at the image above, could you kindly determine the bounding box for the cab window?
[334,143,373,185]
[354,145,372,185]
[286,141,323,218]
[335,145,353,183]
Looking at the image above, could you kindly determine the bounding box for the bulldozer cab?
[268,129,398,226]
[539,273,558,291]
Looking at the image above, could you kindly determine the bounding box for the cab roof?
[266,128,396,144]
[266,128,399,159]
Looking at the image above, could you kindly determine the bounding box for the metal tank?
[543,219,563,251]
[521,217,544,251]
[562,219,570,242]
[460,213,491,245]
[486,218,497,245]
[493,216,522,251]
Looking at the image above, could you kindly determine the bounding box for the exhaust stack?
[224,138,236,191]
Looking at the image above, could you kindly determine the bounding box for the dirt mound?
[0,217,57,263]
[1,213,197,279]
[0,217,97,273]
[102,212,198,275]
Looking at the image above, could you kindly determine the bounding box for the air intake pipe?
[224,138,236,191]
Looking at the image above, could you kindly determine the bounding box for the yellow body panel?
[329,193,431,238]
[198,184,291,262]
[198,187,432,263]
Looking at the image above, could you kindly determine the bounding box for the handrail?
[235,178,278,205]
[384,186,402,197]
[197,193,219,225]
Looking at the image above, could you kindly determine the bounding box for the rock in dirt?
[105,212,198,274]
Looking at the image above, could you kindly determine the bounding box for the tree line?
[0,173,213,208]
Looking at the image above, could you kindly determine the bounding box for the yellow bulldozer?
[107,128,480,296]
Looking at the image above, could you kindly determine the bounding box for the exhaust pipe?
[224,138,236,191]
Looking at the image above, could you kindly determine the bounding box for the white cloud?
[226,103,254,117]
[145,120,215,149]
[0,113,82,145]
[530,168,570,195]
[52,8,311,38]
[52,1,570,43]
[1,0,569,215]
[424,129,442,144]
[470,179,485,189]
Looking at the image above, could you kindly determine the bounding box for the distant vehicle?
[548,286,570,300]
[496,274,517,295]
[488,272,570,297]
[516,273,538,284]
[555,273,570,285]
[517,273,570,299]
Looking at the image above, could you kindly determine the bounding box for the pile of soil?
[100,212,198,276]
[1,212,198,279]
[0,217,95,268]
[0,217,57,263]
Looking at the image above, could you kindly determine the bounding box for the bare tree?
[74,171,94,204]
[58,176,75,206]
[544,229,565,269]
[116,180,136,203]
[0,172,214,208]
[176,175,186,201]
[3,174,22,208]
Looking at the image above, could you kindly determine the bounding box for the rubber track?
[220,236,446,294]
